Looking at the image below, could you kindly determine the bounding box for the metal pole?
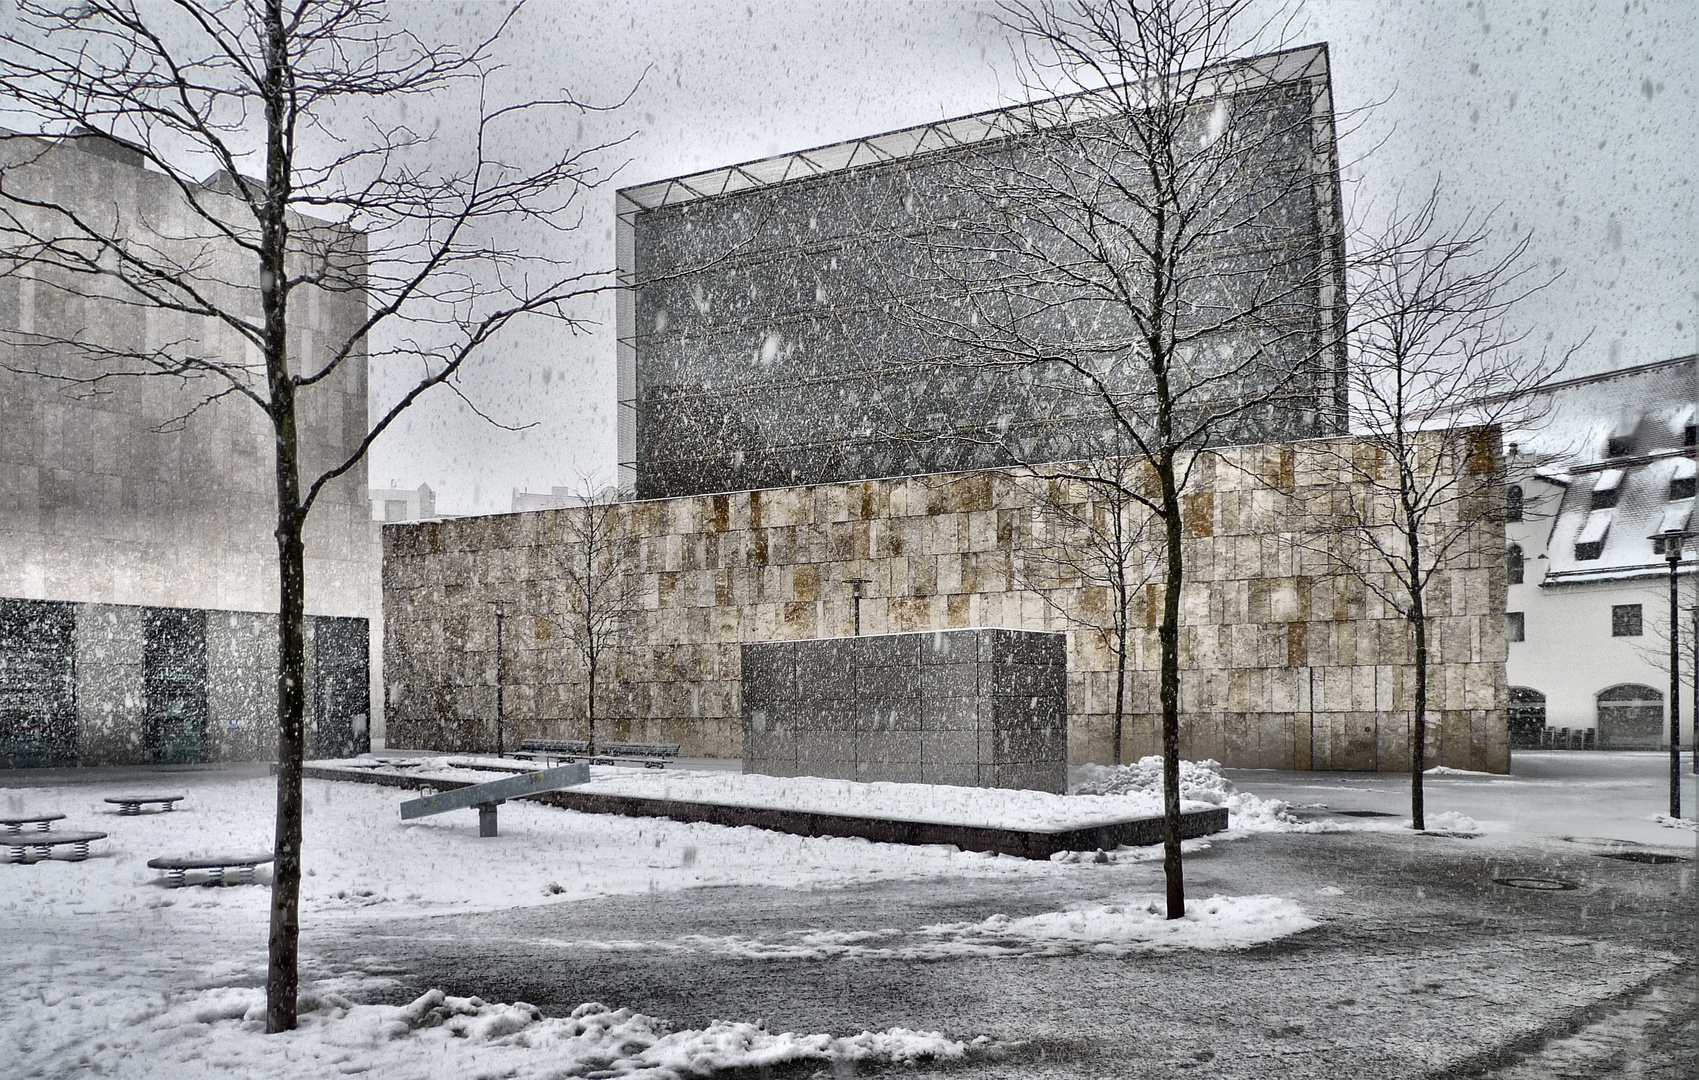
[1691,604,1697,776]
[847,578,871,636]
[492,600,506,756]
[1667,540,1681,818]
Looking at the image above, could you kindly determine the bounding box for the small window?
[1506,612,1525,642]
[1673,474,1696,500]
[1611,604,1642,637]
[1507,544,1524,584]
[1685,423,1696,447]
[384,499,409,521]
[1505,484,1523,522]
[1605,435,1633,458]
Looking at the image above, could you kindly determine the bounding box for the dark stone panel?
[742,628,1067,788]
[0,598,77,768]
[313,615,370,759]
[919,695,984,731]
[854,633,923,667]
[856,664,920,699]
[739,642,797,704]
[920,664,980,699]
[855,698,922,732]
[143,606,207,766]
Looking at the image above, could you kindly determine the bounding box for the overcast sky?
[370,0,1697,516]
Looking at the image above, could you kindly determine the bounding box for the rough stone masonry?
[382,432,1508,772]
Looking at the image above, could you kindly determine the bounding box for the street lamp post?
[846,578,871,636]
[1654,528,1685,817]
[491,599,506,756]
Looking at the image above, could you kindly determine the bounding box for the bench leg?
[161,802,174,812]
[204,866,225,887]
[120,803,140,816]
[70,841,90,861]
[5,844,22,863]
[478,803,498,838]
[236,864,255,884]
[31,844,51,862]
[36,820,52,832]
[166,868,186,888]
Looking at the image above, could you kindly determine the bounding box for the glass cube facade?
[618,45,1347,500]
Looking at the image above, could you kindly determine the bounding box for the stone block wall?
[383,433,1509,772]
[743,628,1068,792]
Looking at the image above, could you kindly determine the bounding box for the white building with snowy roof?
[1504,354,1696,750]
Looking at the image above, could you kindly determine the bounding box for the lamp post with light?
[1653,527,1687,817]
[846,578,871,636]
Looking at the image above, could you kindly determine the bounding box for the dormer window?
[1685,423,1696,447]
[1671,458,1696,501]
[1605,435,1633,458]
[1575,508,1611,561]
[1589,468,1623,509]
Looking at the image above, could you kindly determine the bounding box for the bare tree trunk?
[1158,456,1186,920]
[1409,584,1428,832]
[1113,617,1127,767]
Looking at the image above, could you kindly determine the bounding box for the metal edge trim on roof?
[616,42,1332,213]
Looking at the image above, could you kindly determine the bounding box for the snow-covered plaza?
[2,752,1693,1079]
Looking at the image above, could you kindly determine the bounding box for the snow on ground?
[1070,755,1307,833]
[5,966,971,1080]
[2,765,1311,1080]
[404,756,1217,830]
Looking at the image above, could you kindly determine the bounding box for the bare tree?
[1015,455,1158,766]
[903,0,1345,918]
[0,0,624,1030]
[1317,187,1569,830]
[541,481,640,752]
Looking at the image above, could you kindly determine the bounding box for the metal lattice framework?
[616,44,1346,500]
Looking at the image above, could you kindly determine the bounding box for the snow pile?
[1424,766,1497,777]
[1651,813,1696,832]
[1071,756,1302,832]
[1419,810,1481,833]
[917,893,1317,955]
[9,980,969,1080]
[605,893,1316,960]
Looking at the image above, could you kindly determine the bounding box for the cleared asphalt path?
[328,821,1694,1079]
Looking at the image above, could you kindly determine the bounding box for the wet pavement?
[326,806,1695,1077]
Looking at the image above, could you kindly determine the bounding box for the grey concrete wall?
[0,134,383,737]
[743,628,1068,792]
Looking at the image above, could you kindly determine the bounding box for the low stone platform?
[303,763,1228,859]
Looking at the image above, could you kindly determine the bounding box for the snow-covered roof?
[1543,452,1696,585]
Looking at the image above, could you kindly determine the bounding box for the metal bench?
[105,795,186,816]
[591,742,681,768]
[4,830,108,863]
[1,812,66,835]
[147,852,274,888]
[513,738,592,763]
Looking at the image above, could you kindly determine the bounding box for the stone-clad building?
[384,433,1508,772]
[0,131,377,767]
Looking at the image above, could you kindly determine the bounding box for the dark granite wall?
[743,627,1067,792]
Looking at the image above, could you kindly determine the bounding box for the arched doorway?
[1595,684,1664,750]
[1507,687,1546,749]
